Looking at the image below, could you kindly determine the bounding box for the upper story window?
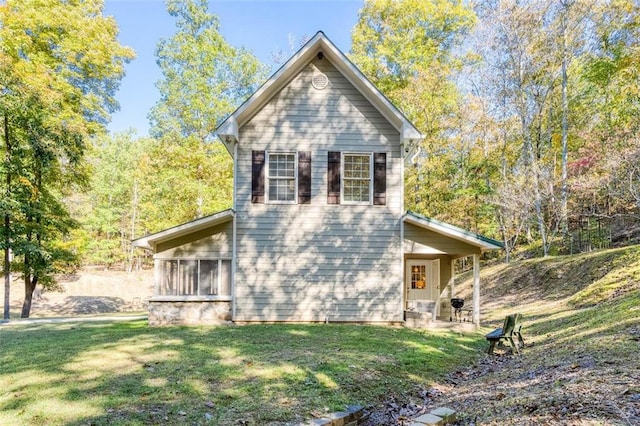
[252,150,311,205]
[342,153,372,204]
[267,152,296,203]
[328,151,386,206]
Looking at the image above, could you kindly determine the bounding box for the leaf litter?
[361,337,639,425]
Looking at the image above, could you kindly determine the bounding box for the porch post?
[449,258,455,299]
[153,257,160,296]
[472,254,480,326]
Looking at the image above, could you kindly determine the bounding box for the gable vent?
[312,72,328,90]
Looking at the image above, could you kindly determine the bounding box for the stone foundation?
[148,300,232,326]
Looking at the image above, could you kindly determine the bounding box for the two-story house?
[133,32,502,327]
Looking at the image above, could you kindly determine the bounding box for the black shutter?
[251,150,265,203]
[298,151,311,204]
[327,151,341,204]
[373,152,386,205]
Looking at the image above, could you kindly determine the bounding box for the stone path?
[409,407,456,425]
[298,405,457,425]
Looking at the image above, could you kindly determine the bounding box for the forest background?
[2,0,640,317]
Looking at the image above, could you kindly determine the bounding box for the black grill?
[450,298,465,322]
[451,298,464,309]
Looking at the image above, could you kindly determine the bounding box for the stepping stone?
[411,413,444,425]
[430,407,456,423]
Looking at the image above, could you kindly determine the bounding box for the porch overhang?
[402,211,503,328]
[132,209,235,252]
[403,211,503,254]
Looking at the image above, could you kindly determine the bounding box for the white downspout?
[400,141,406,321]
[231,140,238,322]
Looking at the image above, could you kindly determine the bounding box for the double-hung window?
[252,150,311,204]
[267,152,297,203]
[342,153,372,204]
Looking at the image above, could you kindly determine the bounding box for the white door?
[406,259,440,304]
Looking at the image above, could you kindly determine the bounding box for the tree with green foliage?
[351,0,477,224]
[465,0,595,257]
[0,0,134,317]
[75,131,153,271]
[566,0,640,249]
[145,0,267,231]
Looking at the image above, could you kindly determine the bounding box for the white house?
[133,32,502,326]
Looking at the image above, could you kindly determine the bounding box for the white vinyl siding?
[267,152,296,203]
[342,153,372,204]
[403,223,481,255]
[154,221,233,258]
[235,57,403,322]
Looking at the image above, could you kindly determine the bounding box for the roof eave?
[319,36,423,144]
[216,33,325,152]
[132,209,235,250]
[215,31,423,151]
[403,212,503,251]
[217,119,238,156]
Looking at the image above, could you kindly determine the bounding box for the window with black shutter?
[253,150,312,204]
[326,151,387,206]
[267,152,296,202]
[327,151,341,204]
[342,153,372,203]
[251,150,265,203]
[298,151,311,204]
[373,152,386,205]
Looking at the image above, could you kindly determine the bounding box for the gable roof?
[217,31,423,157]
[403,211,504,252]
[132,209,234,251]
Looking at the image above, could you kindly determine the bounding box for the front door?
[406,259,440,306]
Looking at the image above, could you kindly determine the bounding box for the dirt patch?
[8,269,153,317]
[432,348,640,425]
[362,344,640,425]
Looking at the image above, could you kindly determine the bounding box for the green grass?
[447,246,640,424]
[5,245,640,425]
[0,322,485,425]
[475,246,640,352]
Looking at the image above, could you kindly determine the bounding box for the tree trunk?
[127,178,138,272]
[560,1,570,238]
[3,246,9,321]
[21,162,42,319]
[523,100,549,255]
[3,114,11,320]
[21,275,37,318]
[500,217,511,263]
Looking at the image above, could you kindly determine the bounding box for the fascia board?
[132,210,235,249]
[404,214,503,251]
[321,39,423,143]
[216,32,424,150]
[225,33,324,131]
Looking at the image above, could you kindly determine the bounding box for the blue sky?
[104,0,363,136]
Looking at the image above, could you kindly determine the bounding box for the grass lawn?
[444,246,640,424]
[0,322,486,425]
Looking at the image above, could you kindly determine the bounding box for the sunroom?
[132,209,235,325]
